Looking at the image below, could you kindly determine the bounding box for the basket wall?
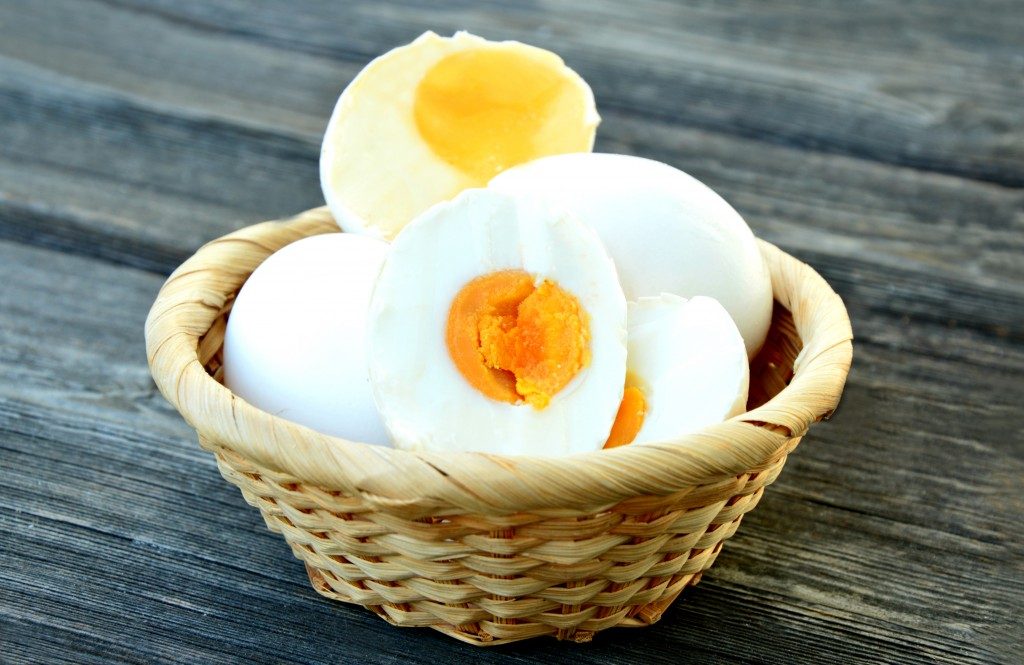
[145,207,853,646]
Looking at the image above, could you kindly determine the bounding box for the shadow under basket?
[145,207,853,646]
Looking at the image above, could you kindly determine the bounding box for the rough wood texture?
[0,1,1021,663]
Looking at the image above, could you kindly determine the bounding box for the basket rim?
[144,207,853,515]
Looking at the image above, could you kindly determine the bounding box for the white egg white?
[223,234,391,445]
[489,152,774,358]
[366,189,627,456]
[627,294,749,444]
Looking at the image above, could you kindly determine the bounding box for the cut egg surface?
[320,31,599,241]
[366,189,627,456]
[489,152,774,357]
[223,234,391,445]
[605,295,750,448]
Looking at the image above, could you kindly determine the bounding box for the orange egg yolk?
[604,383,647,449]
[446,270,590,409]
[414,47,588,183]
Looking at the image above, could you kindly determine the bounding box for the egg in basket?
[145,31,852,645]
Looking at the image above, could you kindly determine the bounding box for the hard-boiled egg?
[223,234,391,445]
[489,153,773,357]
[320,31,599,241]
[366,189,627,456]
[605,295,749,448]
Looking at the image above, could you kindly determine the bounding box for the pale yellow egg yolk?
[414,47,588,183]
[446,270,646,445]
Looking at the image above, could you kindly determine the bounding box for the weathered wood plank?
[1,56,1022,342]
[0,237,1020,664]
[54,0,1024,187]
[1,0,1021,292]
[2,0,1022,335]
[1,0,1022,662]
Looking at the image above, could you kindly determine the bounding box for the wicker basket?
[145,206,852,646]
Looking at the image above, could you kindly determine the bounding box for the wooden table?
[2,2,1021,663]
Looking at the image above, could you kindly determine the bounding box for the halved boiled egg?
[489,153,774,357]
[223,234,391,445]
[605,295,749,448]
[366,189,626,456]
[320,31,599,241]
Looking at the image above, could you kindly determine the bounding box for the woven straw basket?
[145,206,852,646]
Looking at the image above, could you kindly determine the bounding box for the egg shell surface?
[223,233,391,445]
[489,152,774,357]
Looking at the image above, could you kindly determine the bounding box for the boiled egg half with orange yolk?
[366,187,751,455]
[320,31,599,241]
[367,189,626,456]
[606,294,749,448]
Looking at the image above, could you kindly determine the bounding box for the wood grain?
[0,0,1022,663]
[1,240,1020,663]
[86,0,1024,186]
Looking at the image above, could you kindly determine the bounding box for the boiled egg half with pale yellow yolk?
[320,31,599,241]
[367,189,626,456]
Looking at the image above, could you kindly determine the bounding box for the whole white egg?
[223,233,391,445]
[489,153,774,357]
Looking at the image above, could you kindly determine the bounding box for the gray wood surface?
[1,1,1021,663]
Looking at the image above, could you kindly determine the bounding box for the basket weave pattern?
[146,207,852,645]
